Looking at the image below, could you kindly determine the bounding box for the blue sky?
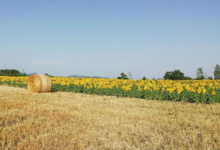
[0,0,219,79]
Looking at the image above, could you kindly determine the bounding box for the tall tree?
[128,71,133,80]
[164,71,173,80]
[163,70,184,80]
[204,72,208,79]
[214,64,220,79]
[117,72,129,80]
[142,76,147,80]
[207,76,213,80]
[196,67,204,80]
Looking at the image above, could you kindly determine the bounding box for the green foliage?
[197,67,204,80]
[49,82,220,104]
[0,69,20,75]
[164,70,184,80]
[117,72,129,80]
[208,76,213,80]
[1,77,220,104]
[142,76,147,80]
[0,74,27,76]
[0,80,27,88]
[0,69,27,76]
[214,64,220,79]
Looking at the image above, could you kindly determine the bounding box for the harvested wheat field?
[0,86,220,150]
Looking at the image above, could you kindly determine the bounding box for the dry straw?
[28,74,51,93]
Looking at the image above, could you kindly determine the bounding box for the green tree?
[0,69,20,75]
[163,70,184,80]
[142,76,147,80]
[214,64,220,79]
[117,72,129,80]
[196,67,204,80]
[164,71,173,80]
[207,76,213,80]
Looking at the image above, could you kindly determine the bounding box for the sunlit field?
[0,85,220,149]
[0,76,220,103]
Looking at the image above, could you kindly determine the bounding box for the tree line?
[1,65,220,80]
[118,64,220,80]
[0,69,26,76]
[0,69,55,77]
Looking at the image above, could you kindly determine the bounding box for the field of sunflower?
[0,76,219,103]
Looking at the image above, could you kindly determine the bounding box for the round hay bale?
[28,74,51,93]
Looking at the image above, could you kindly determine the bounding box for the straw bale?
[28,74,51,93]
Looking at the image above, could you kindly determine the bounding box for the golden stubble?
[0,86,220,150]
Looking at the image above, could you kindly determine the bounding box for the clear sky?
[0,0,220,79]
